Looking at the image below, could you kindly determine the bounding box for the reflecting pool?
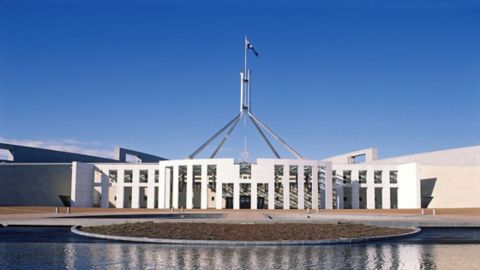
[1,227,480,269]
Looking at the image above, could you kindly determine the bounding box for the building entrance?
[240,195,251,209]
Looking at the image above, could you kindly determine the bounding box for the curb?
[71,225,421,246]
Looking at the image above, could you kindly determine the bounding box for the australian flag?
[246,38,259,57]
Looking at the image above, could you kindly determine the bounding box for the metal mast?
[188,37,303,160]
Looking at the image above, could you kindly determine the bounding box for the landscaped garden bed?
[80,222,414,241]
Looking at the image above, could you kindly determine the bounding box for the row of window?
[107,165,331,184]
[334,170,398,184]
[108,170,159,183]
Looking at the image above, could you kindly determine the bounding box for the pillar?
[201,164,208,209]
[283,175,290,210]
[367,169,375,209]
[70,162,94,208]
[215,181,223,209]
[382,170,391,209]
[172,166,179,209]
[297,165,305,210]
[233,182,240,210]
[116,170,125,208]
[100,172,109,208]
[335,183,344,209]
[186,165,193,209]
[147,169,155,209]
[131,170,140,209]
[311,166,319,209]
[268,182,275,210]
[158,165,166,209]
[325,164,333,209]
[251,182,257,210]
[165,167,172,209]
[351,170,360,209]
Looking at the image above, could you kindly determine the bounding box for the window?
[124,170,133,183]
[140,170,148,183]
[155,170,159,183]
[390,170,398,184]
[304,166,312,186]
[374,170,382,184]
[179,166,187,192]
[239,163,251,179]
[274,165,284,178]
[343,170,351,184]
[193,165,202,182]
[359,170,367,184]
[208,165,217,191]
[290,165,298,183]
[109,170,118,183]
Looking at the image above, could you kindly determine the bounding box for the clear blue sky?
[1,0,479,160]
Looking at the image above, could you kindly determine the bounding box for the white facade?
[73,159,333,210]
[69,145,479,210]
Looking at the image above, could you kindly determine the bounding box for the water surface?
[1,227,480,269]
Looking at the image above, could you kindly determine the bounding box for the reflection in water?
[2,227,480,269]
[3,242,480,269]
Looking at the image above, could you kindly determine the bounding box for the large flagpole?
[188,37,304,160]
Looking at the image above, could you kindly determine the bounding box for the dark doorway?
[257,197,265,209]
[226,197,233,209]
[240,196,251,209]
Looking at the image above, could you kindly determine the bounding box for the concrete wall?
[373,145,480,165]
[420,165,480,208]
[397,163,420,208]
[0,163,72,206]
[70,162,95,207]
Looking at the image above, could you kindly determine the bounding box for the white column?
[297,165,305,210]
[351,170,360,209]
[312,165,319,209]
[251,182,257,210]
[335,183,344,209]
[100,172,109,208]
[172,166,179,209]
[131,170,140,209]
[186,165,193,209]
[116,170,124,208]
[215,182,223,209]
[70,162,95,208]
[398,163,420,209]
[283,175,290,210]
[158,165,166,209]
[233,182,240,210]
[201,164,208,209]
[268,182,275,210]
[325,164,333,209]
[147,170,155,209]
[382,170,391,209]
[164,167,172,209]
[367,169,375,209]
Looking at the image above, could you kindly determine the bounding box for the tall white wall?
[397,163,420,208]
[70,162,95,207]
[420,165,480,208]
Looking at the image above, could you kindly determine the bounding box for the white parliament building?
[1,39,479,210]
